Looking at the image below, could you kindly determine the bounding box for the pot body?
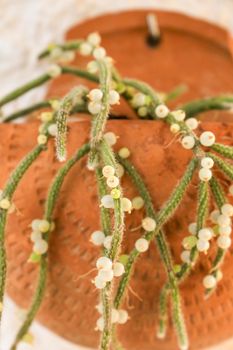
[2,119,233,350]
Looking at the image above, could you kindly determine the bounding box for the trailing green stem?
[0,75,51,108]
[208,153,233,181]
[88,61,111,167]
[205,177,227,296]
[181,96,233,118]
[0,145,45,320]
[96,167,113,350]
[10,143,90,350]
[115,157,191,349]
[114,158,198,306]
[211,143,233,160]
[38,40,83,59]
[56,87,87,161]
[177,181,209,280]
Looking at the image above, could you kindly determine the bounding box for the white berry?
[31,219,41,231]
[217,236,231,249]
[210,210,220,224]
[132,93,146,108]
[111,309,119,323]
[203,275,216,289]
[155,104,169,118]
[103,236,113,250]
[87,61,98,73]
[201,157,214,169]
[221,203,233,217]
[118,310,128,324]
[102,165,115,178]
[138,107,148,117]
[103,132,117,146]
[88,89,103,102]
[113,262,125,277]
[217,214,231,227]
[180,250,191,263]
[219,226,231,236]
[172,109,186,122]
[181,135,195,150]
[199,168,212,182]
[30,231,42,242]
[135,238,149,252]
[37,135,48,145]
[95,303,103,314]
[101,195,114,209]
[188,222,197,235]
[118,147,130,159]
[200,131,215,147]
[93,47,106,60]
[87,32,101,46]
[90,231,105,246]
[121,198,132,213]
[47,64,62,77]
[116,164,124,178]
[0,198,11,210]
[48,124,58,136]
[40,112,53,122]
[38,220,50,233]
[196,239,210,252]
[132,196,144,210]
[98,269,114,282]
[96,257,112,270]
[109,90,120,105]
[94,276,106,290]
[96,317,104,331]
[88,101,102,115]
[79,42,93,56]
[107,176,119,188]
[142,217,156,231]
[170,123,180,134]
[198,228,213,241]
[33,239,48,254]
[185,118,199,130]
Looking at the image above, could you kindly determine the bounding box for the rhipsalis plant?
[0,30,233,350]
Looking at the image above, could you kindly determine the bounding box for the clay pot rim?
[67,9,233,59]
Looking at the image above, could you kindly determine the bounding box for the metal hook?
[146,13,161,47]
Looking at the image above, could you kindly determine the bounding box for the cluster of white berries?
[95,303,128,331]
[180,223,214,263]
[49,45,75,64]
[198,156,214,182]
[180,130,215,151]
[134,217,156,253]
[29,219,54,258]
[155,104,169,119]
[87,88,120,115]
[79,32,106,60]
[212,204,233,249]
[100,164,132,212]
[131,93,149,117]
[201,204,232,289]
[93,256,125,289]
[101,194,132,213]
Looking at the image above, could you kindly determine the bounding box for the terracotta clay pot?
[3,10,233,350]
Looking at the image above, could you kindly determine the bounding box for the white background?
[0,0,233,349]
